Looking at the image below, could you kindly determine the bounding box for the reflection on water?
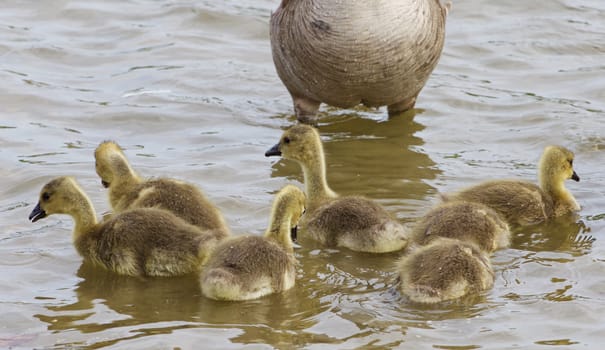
[512,215,593,255]
[38,264,202,326]
[34,261,327,348]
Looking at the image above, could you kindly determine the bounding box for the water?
[1,0,604,348]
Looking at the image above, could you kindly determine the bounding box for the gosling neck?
[539,174,578,213]
[298,145,337,211]
[69,191,99,240]
[264,207,294,253]
[108,154,142,205]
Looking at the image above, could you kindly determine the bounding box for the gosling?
[445,145,580,226]
[396,237,494,304]
[200,185,305,301]
[29,176,225,277]
[408,201,510,254]
[94,141,229,233]
[265,124,407,253]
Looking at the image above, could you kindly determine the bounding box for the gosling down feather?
[408,201,510,254]
[396,237,494,304]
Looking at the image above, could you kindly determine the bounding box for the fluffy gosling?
[29,176,224,277]
[94,141,229,233]
[446,145,580,226]
[265,124,407,253]
[200,185,305,301]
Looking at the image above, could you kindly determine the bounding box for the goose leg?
[293,96,321,124]
[387,95,417,117]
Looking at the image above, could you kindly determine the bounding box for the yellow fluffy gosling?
[29,176,225,277]
[408,201,510,254]
[200,185,305,301]
[265,124,407,253]
[396,237,494,304]
[94,141,229,233]
[446,145,580,226]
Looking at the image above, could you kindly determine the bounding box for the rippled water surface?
[1,0,605,349]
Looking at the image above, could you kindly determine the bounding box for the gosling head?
[29,176,83,222]
[274,184,306,229]
[94,140,129,189]
[539,145,579,185]
[265,124,322,165]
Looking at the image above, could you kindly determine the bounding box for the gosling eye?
[569,159,573,167]
[42,192,50,201]
[283,137,291,144]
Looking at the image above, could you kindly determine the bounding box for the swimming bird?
[265,124,408,253]
[200,185,305,301]
[29,176,225,277]
[94,141,229,233]
[408,201,510,253]
[445,146,580,226]
[396,237,494,303]
[270,0,450,123]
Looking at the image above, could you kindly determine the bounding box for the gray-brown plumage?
[29,176,224,277]
[408,201,510,253]
[445,146,580,226]
[396,237,494,303]
[200,185,305,301]
[270,0,449,123]
[94,141,229,233]
[265,124,408,253]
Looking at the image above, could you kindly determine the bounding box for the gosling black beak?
[29,202,47,223]
[571,171,580,182]
[290,225,298,243]
[101,180,110,188]
[265,143,281,157]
